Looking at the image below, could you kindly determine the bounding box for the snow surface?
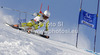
[0,10,97,55]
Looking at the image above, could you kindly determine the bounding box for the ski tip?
[46,36,49,39]
[5,23,10,26]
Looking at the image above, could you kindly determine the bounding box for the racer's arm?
[32,13,39,16]
[45,20,49,31]
[33,13,44,17]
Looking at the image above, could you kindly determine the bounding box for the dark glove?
[31,19,34,21]
[45,29,48,31]
[43,31,48,35]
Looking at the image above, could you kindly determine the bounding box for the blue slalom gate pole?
[94,0,99,52]
[76,0,83,48]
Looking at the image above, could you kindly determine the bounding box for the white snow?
[0,10,97,55]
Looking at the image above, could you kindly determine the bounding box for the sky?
[0,0,100,53]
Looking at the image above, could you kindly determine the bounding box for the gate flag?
[78,9,97,29]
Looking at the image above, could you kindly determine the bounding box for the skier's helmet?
[44,10,50,17]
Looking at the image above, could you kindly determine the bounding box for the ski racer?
[13,4,50,34]
[24,10,50,33]
[4,4,50,38]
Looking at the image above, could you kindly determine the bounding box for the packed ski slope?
[0,10,97,55]
[0,22,95,55]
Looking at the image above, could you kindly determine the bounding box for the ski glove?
[33,13,39,16]
[45,28,48,31]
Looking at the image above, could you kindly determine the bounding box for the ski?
[5,23,49,39]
